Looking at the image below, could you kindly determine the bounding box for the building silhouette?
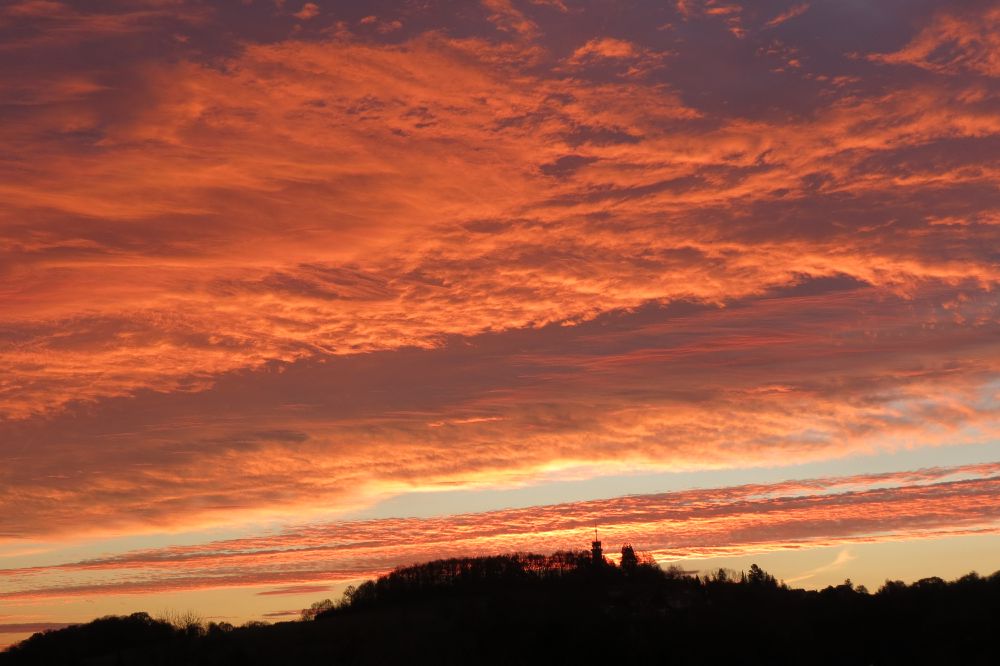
[591,529,603,566]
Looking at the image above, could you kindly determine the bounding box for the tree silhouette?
[300,599,334,621]
[746,563,778,587]
[3,555,998,665]
[620,544,639,570]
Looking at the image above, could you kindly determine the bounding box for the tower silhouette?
[591,527,603,566]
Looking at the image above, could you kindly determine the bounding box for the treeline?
[3,551,998,665]
[306,550,606,617]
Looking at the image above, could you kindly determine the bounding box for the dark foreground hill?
[3,549,998,665]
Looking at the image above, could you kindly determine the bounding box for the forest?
[3,546,998,665]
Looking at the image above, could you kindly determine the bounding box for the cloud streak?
[2,462,997,600]
[0,623,73,635]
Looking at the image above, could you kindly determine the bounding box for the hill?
[2,548,998,665]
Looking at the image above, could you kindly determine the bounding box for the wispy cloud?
[2,463,997,600]
[784,547,855,584]
[256,585,332,596]
[0,622,74,634]
[765,3,810,29]
[868,5,1000,77]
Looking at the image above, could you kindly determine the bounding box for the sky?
[2,0,999,648]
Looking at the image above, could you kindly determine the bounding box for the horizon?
[2,0,999,651]
[6,533,1000,644]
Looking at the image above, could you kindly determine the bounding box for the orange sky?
[1,0,999,648]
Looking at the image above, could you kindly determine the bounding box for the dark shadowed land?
[3,547,998,666]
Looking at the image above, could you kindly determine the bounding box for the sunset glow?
[2,0,999,648]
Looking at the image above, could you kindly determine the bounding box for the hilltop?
[2,548,998,665]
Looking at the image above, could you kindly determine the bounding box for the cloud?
[1,463,997,600]
[357,15,402,34]
[0,622,74,635]
[570,37,638,61]
[563,37,669,78]
[293,3,319,21]
[784,547,855,584]
[0,1,208,51]
[529,0,568,12]
[0,0,998,560]
[257,585,332,596]
[869,5,1000,77]
[765,3,809,29]
[481,0,538,39]
[3,280,1000,539]
[3,25,995,421]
